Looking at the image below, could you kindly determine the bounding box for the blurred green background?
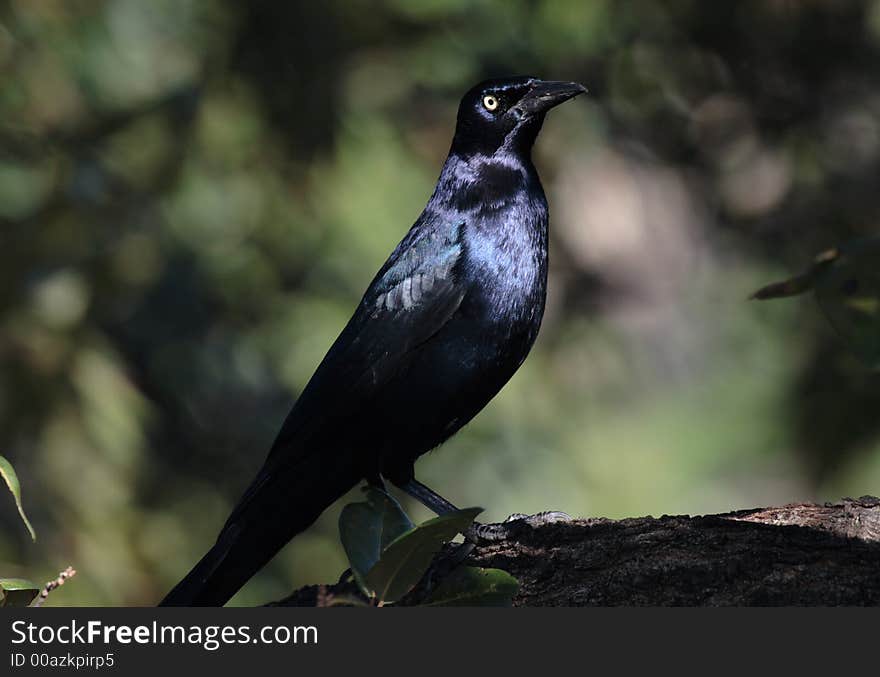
[2,0,880,606]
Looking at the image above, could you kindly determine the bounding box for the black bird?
[161,76,587,606]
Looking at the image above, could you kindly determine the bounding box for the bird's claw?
[466,510,571,543]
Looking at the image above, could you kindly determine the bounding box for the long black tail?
[159,452,361,606]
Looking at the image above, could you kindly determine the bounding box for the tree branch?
[273,496,880,606]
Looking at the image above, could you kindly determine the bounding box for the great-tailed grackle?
[160,76,587,606]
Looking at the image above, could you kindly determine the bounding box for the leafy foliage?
[338,487,516,606]
[753,238,880,368]
[363,509,481,604]
[0,456,45,606]
[0,456,36,541]
[423,566,519,607]
[0,578,40,608]
[339,487,414,594]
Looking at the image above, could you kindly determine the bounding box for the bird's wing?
[278,218,467,443]
[223,219,468,525]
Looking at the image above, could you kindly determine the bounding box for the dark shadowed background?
[1,0,879,605]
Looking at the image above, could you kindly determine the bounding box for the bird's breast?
[462,196,549,344]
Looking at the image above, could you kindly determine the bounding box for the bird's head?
[450,76,587,158]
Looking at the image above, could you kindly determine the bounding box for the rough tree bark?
[273,496,880,606]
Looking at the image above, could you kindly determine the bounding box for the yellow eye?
[482,94,499,111]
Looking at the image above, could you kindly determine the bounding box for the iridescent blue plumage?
[161,76,586,606]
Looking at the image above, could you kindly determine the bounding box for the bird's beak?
[512,80,588,118]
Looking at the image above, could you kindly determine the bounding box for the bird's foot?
[466,511,572,543]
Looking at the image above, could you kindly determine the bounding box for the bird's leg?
[396,478,461,514]
[395,478,571,543]
[396,478,484,543]
[392,478,476,600]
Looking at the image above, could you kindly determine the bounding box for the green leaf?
[321,594,372,608]
[0,578,40,607]
[338,486,415,595]
[364,507,481,604]
[0,455,36,541]
[813,241,880,368]
[423,567,519,606]
[751,237,880,368]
